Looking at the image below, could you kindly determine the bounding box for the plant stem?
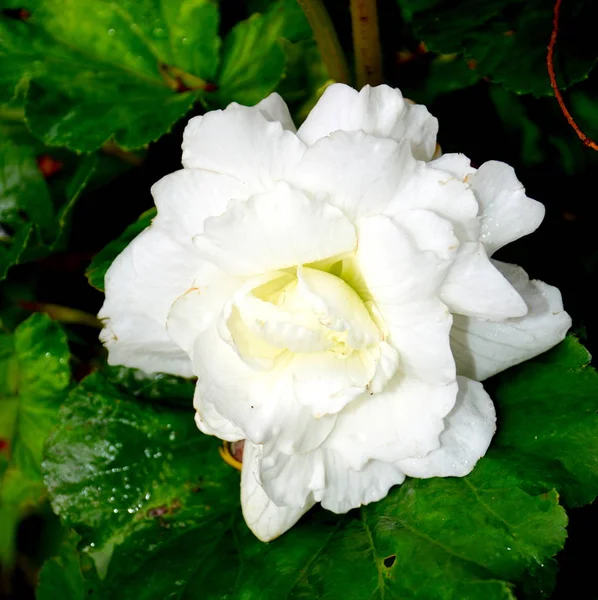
[296,0,351,84]
[547,0,598,151]
[19,301,102,328]
[350,0,383,88]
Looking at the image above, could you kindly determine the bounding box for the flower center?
[221,264,384,369]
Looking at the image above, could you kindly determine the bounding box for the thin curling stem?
[350,0,383,88]
[297,0,351,84]
[547,0,598,151]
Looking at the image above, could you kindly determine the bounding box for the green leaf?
[409,54,481,105]
[43,338,598,598]
[0,117,123,281]
[37,530,100,600]
[215,0,311,106]
[85,207,156,291]
[489,336,598,507]
[0,0,220,151]
[42,372,238,566]
[398,0,598,96]
[0,313,71,565]
[104,365,195,409]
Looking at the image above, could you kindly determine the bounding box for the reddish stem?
[547,0,598,151]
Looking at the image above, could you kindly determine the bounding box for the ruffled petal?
[190,318,336,450]
[260,447,405,514]
[241,442,313,542]
[440,242,528,319]
[451,260,571,381]
[193,183,357,277]
[193,386,245,442]
[151,169,252,245]
[325,375,458,469]
[428,153,475,180]
[182,104,305,191]
[286,131,414,221]
[252,92,297,131]
[98,225,207,376]
[356,215,455,384]
[297,84,438,161]
[397,377,495,477]
[469,161,545,256]
[385,161,479,242]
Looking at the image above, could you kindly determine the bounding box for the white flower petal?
[241,442,313,542]
[182,104,305,190]
[191,320,336,451]
[193,183,357,277]
[470,161,545,256]
[385,162,479,242]
[260,447,405,514]
[356,215,455,384]
[193,387,245,442]
[326,375,458,469]
[428,153,475,180]
[297,83,438,161]
[98,225,206,376]
[287,131,414,221]
[451,260,571,380]
[252,92,297,131]
[397,377,495,477]
[440,242,528,319]
[151,169,252,245]
[289,351,375,417]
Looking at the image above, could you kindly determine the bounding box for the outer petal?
[286,131,415,221]
[241,442,313,542]
[260,447,406,514]
[451,260,572,381]
[193,183,356,277]
[98,225,207,376]
[440,242,528,319]
[151,169,252,244]
[397,377,496,477]
[325,375,458,469]
[469,161,545,256]
[182,104,305,191]
[252,92,297,132]
[356,215,455,384]
[297,84,438,161]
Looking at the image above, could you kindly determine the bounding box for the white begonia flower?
[99,84,571,542]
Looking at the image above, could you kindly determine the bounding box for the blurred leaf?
[215,0,311,106]
[411,54,481,104]
[37,530,100,600]
[398,0,598,96]
[0,0,220,151]
[277,38,333,124]
[0,117,128,281]
[0,313,70,565]
[85,208,156,292]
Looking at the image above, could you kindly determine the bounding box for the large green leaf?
[0,313,70,565]
[42,337,598,598]
[0,0,220,152]
[398,0,598,96]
